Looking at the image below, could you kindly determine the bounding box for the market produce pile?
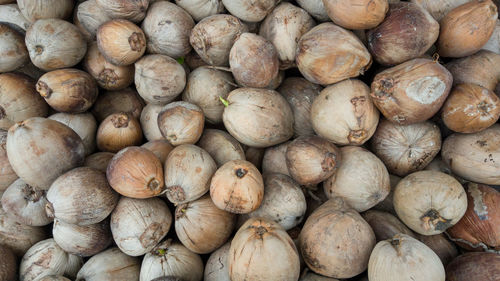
[1,0,500,281]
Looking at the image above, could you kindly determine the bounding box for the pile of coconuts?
[2,0,500,280]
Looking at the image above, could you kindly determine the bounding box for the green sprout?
[219,96,229,107]
[176,57,185,65]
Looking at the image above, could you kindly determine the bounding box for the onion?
[140,103,164,141]
[49,113,97,156]
[229,217,300,281]
[75,247,141,281]
[111,197,172,256]
[325,146,390,212]
[96,0,149,22]
[190,14,247,66]
[366,2,438,65]
[18,0,73,22]
[96,112,143,153]
[107,146,164,199]
[371,58,453,125]
[311,79,379,145]
[46,167,119,226]
[0,23,28,72]
[20,239,83,281]
[417,233,458,266]
[0,130,17,190]
[182,67,235,124]
[164,144,217,204]
[447,182,500,251]
[7,117,85,190]
[367,234,445,281]
[442,124,500,185]
[221,0,279,22]
[370,119,442,176]
[259,2,314,69]
[175,194,235,254]
[277,77,322,138]
[446,50,500,91]
[175,0,225,22]
[262,142,290,176]
[0,4,31,32]
[210,159,264,214]
[91,88,145,122]
[438,0,498,58]
[323,0,389,30]
[83,152,114,172]
[140,239,204,281]
[74,0,111,41]
[204,242,230,281]
[362,210,416,241]
[141,140,173,163]
[141,1,194,58]
[296,23,372,85]
[410,0,470,21]
[296,0,329,22]
[135,54,186,105]
[445,252,500,281]
[197,129,245,167]
[286,135,341,186]
[393,170,467,235]
[1,178,52,226]
[299,198,376,278]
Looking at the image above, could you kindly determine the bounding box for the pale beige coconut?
[323,0,389,30]
[311,79,379,145]
[74,0,112,41]
[0,4,32,31]
[25,19,87,71]
[142,1,194,58]
[410,0,470,21]
[204,242,230,281]
[197,129,245,167]
[96,0,149,22]
[157,101,204,146]
[182,67,235,123]
[175,0,225,21]
[368,234,445,281]
[441,124,500,185]
[325,146,390,212]
[296,0,330,21]
[296,23,371,85]
[190,14,247,66]
[262,142,290,176]
[0,130,17,191]
[259,2,315,69]
[393,170,467,235]
[49,113,97,156]
[18,0,73,22]
[140,103,164,141]
[222,0,279,22]
[229,217,300,281]
[75,247,141,281]
[0,24,28,72]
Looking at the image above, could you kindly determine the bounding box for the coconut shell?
[91,88,145,122]
[157,101,204,146]
[262,142,290,176]
[83,152,114,172]
[141,140,173,163]
[49,112,97,156]
[482,19,500,54]
[96,112,143,153]
[140,103,164,142]
[410,0,470,21]
[175,0,225,22]
[0,130,17,190]
[222,0,278,22]
[0,23,28,72]
[76,247,141,281]
[0,4,31,32]
[296,0,329,22]
[446,252,500,281]
[204,242,230,281]
[18,0,73,22]
[75,0,112,41]
[417,233,458,266]
[362,210,416,241]
[197,129,245,167]
[0,244,17,281]
[446,50,500,91]
[96,0,149,22]
[323,0,389,30]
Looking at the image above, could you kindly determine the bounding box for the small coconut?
[210,159,264,214]
[97,19,146,66]
[323,0,389,30]
[140,103,164,141]
[96,0,149,22]
[164,144,217,204]
[1,178,52,226]
[190,14,247,66]
[197,129,245,167]
[370,119,442,176]
[222,0,278,22]
[96,112,143,153]
[141,140,173,163]
[74,0,112,41]
[296,23,372,85]
[417,233,458,266]
[19,239,83,281]
[259,3,315,69]
[83,152,114,172]
[182,67,235,123]
[140,240,204,281]
[204,242,230,281]
[0,245,17,281]
[46,167,119,226]
[175,0,225,21]
[25,19,86,71]
[91,88,145,122]
[0,23,28,72]
[110,197,172,256]
[18,0,73,22]
[157,101,204,146]
[107,146,165,198]
[135,54,186,104]
[362,210,416,241]
[299,197,376,278]
[83,42,134,90]
[49,113,97,156]
[445,252,500,281]
[229,32,279,88]
[262,142,290,176]
[0,4,31,32]
[371,58,453,125]
[296,0,329,22]
[75,247,141,281]
[7,117,85,190]
[222,88,293,147]
[445,50,500,91]
[0,130,17,190]
[142,1,194,58]
[366,2,439,65]
[393,170,467,235]
[438,0,498,58]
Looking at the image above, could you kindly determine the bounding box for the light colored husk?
[175,0,225,22]
[0,129,17,190]
[0,4,31,31]
[75,247,141,281]
[204,243,230,281]
[18,0,74,22]
[196,129,245,167]
[221,0,279,22]
[49,112,97,156]
[0,24,28,72]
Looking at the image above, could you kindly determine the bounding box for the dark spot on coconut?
[476,140,487,147]
[235,168,247,178]
[348,129,367,144]
[420,209,452,231]
[158,20,172,26]
[128,32,146,52]
[98,68,118,87]
[321,152,337,172]
[139,222,163,248]
[111,114,130,128]
[36,81,52,98]
[166,185,186,202]
[0,106,5,119]
[34,45,44,55]
[147,178,162,193]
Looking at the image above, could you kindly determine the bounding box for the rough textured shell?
[96,0,149,22]
[410,0,470,21]
[140,103,164,141]
[262,142,290,176]
[83,152,114,172]
[362,210,416,241]
[323,0,388,30]
[296,0,329,21]
[91,88,145,122]
[446,50,500,91]
[175,0,225,22]
[96,112,143,152]
[204,242,230,281]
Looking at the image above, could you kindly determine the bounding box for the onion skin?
[175,194,235,254]
[442,124,500,185]
[446,50,500,91]
[311,79,379,145]
[204,242,230,281]
[370,119,442,176]
[107,146,164,199]
[96,112,143,153]
[442,83,500,133]
[158,102,204,146]
[447,183,500,251]
[324,146,390,212]
[367,234,445,281]
[0,130,17,190]
[92,88,145,122]
[323,0,389,30]
[229,217,300,281]
[75,247,141,281]
[97,19,146,66]
[362,210,416,241]
[438,0,498,58]
[446,252,500,281]
[299,198,376,278]
[296,23,372,85]
[366,2,439,66]
[197,129,245,167]
[417,233,458,266]
[393,170,467,235]
[371,58,453,125]
[96,0,149,23]
[0,23,28,73]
